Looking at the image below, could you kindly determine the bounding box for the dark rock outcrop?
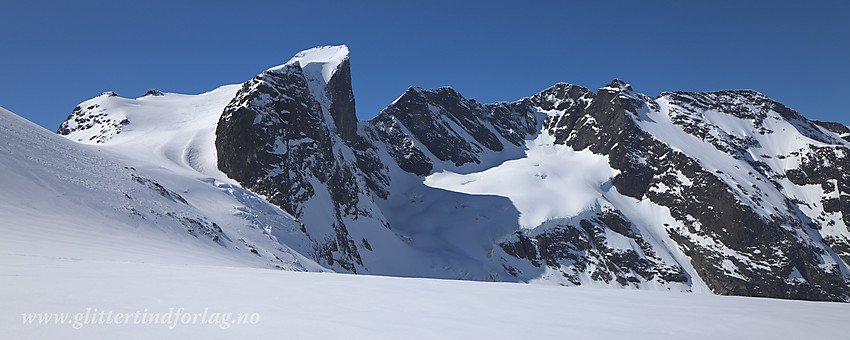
[326,59,358,143]
[144,89,164,97]
[500,209,689,287]
[215,54,382,272]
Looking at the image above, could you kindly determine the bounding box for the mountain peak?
[601,79,632,92]
[404,85,463,96]
[267,45,350,84]
[143,89,164,97]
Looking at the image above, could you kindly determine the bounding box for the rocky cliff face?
[64,45,850,301]
[214,46,391,273]
[513,81,850,300]
[368,86,538,175]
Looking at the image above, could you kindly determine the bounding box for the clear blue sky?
[1,0,848,130]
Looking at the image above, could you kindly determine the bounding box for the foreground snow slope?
[0,104,323,271]
[3,255,849,339]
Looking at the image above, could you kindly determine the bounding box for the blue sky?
[1,0,848,129]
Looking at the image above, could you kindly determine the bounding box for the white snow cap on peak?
[267,45,350,84]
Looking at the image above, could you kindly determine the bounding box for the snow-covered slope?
[58,85,240,177]
[2,102,323,272]
[5,254,849,339]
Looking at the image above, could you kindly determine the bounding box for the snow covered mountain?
[54,45,850,301]
[5,90,325,273]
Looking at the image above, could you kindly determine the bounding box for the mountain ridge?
[56,45,850,301]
